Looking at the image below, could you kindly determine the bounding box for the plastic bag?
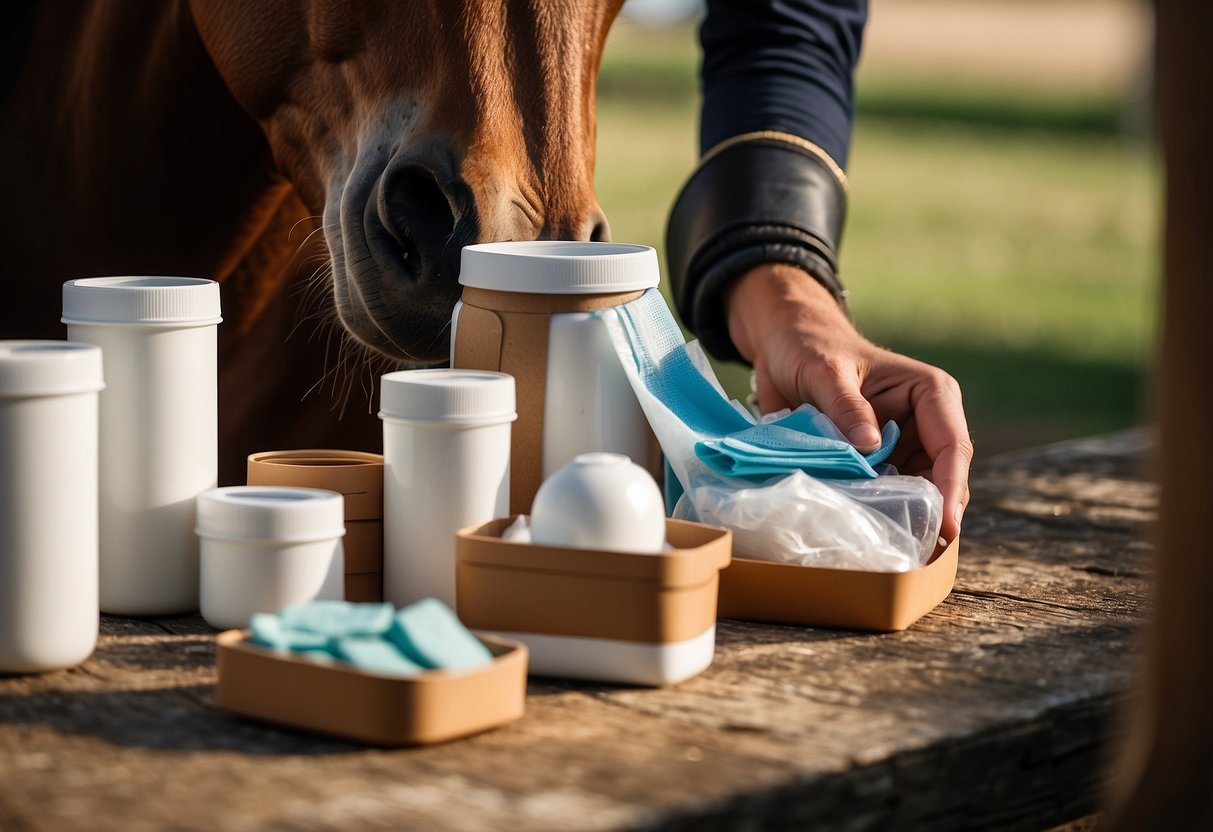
[601,292,943,573]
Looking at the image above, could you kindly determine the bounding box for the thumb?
[810,366,882,453]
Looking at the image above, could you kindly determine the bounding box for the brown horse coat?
[1,0,620,483]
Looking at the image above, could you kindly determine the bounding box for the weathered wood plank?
[0,432,1153,831]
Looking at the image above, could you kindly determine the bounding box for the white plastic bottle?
[0,341,104,673]
[379,369,515,608]
[63,277,221,615]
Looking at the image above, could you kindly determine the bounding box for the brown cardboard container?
[247,450,384,601]
[215,630,527,746]
[342,520,383,575]
[246,450,383,519]
[716,536,959,632]
[452,287,662,514]
[454,517,731,643]
[344,572,384,604]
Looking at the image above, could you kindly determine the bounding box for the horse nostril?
[379,163,458,281]
[588,213,611,242]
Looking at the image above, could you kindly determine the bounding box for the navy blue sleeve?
[666,0,867,362]
[699,0,867,166]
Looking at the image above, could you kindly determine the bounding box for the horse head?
[190,0,621,363]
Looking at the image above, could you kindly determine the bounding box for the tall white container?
[0,341,104,673]
[380,370,515,608]
[63,277,221,615]
[451,242,659,514]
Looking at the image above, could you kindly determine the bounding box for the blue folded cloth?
[695,419,899,482]
[246,599,491,675]
[331,636,423,677]
[278,600,395,637]
[611,290,900,487]
[388,598,494,671]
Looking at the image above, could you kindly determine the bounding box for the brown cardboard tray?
[716,536,959,632]
[455,517,732,644]
[215,630,527,746]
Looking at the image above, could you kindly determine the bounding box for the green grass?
[593,21,1159,455]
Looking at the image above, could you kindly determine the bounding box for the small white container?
[452,242,660,513]
[530,453,666,553]
[197,486,345,631]
[380,369,515,608]
[63,276,221,615]
[0,341,104,673]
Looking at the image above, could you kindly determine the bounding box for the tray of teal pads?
[216,599,528,746]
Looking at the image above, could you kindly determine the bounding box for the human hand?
[726,263,973,541]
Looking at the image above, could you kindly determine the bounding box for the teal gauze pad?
[387,598,493,671]
[278,601,395,637]
[248,613,330,652]
[331,636,423,677]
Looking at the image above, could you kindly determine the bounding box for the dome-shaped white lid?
[0,340,104,397]
[63,276,222,325]
[379,369,516,423]
[459,242,659,294]
[196,486,345,543]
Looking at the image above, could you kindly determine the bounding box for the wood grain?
[0,433,1153,831]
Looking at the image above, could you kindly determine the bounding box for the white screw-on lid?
[62,276,222,326]
[196,486,345,543]
[379,369,516,424]
[459,241,660,294]
[0,340,105,397]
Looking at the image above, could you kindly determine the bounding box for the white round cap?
[0,340,104,397]
[530,453,667,554]
[459,242,660,294]
[62,276,222,325]
[379,369,516,423]
[196,486,345,543]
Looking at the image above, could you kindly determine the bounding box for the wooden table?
[0,433,1154,831]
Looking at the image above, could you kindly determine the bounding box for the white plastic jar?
[197,486,345,631]
[63,276,221,615]
[451,242,660,514]
[380,369,515,608]
[0,341,104,673]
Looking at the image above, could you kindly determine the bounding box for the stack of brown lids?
[246,450,384,602]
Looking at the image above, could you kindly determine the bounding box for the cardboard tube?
[247,449,384,602]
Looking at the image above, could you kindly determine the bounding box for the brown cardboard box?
[716,537,959,632]
[454,517,731,644]
[215,630,527,745]
[451,287,662,514]
[247,450,384,602]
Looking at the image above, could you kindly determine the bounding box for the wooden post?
[1108,2,1213,826]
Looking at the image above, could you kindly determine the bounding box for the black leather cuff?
[665,137,849,363]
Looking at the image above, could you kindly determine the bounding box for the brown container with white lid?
[247,450,384,602]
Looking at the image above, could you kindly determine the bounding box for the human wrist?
[726,263,841,364]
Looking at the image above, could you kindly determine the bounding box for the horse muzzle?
[333,152,475,363]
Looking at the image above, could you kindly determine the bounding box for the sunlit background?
[595,0,1156,456]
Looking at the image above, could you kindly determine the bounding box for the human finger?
[800,359,883,453]
[911,370,973,540]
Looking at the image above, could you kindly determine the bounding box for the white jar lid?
[62,276,222,325]
[196,486,345,543]
[459,242,660,294]
[0,340,104,397]
[379,369,516,423]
